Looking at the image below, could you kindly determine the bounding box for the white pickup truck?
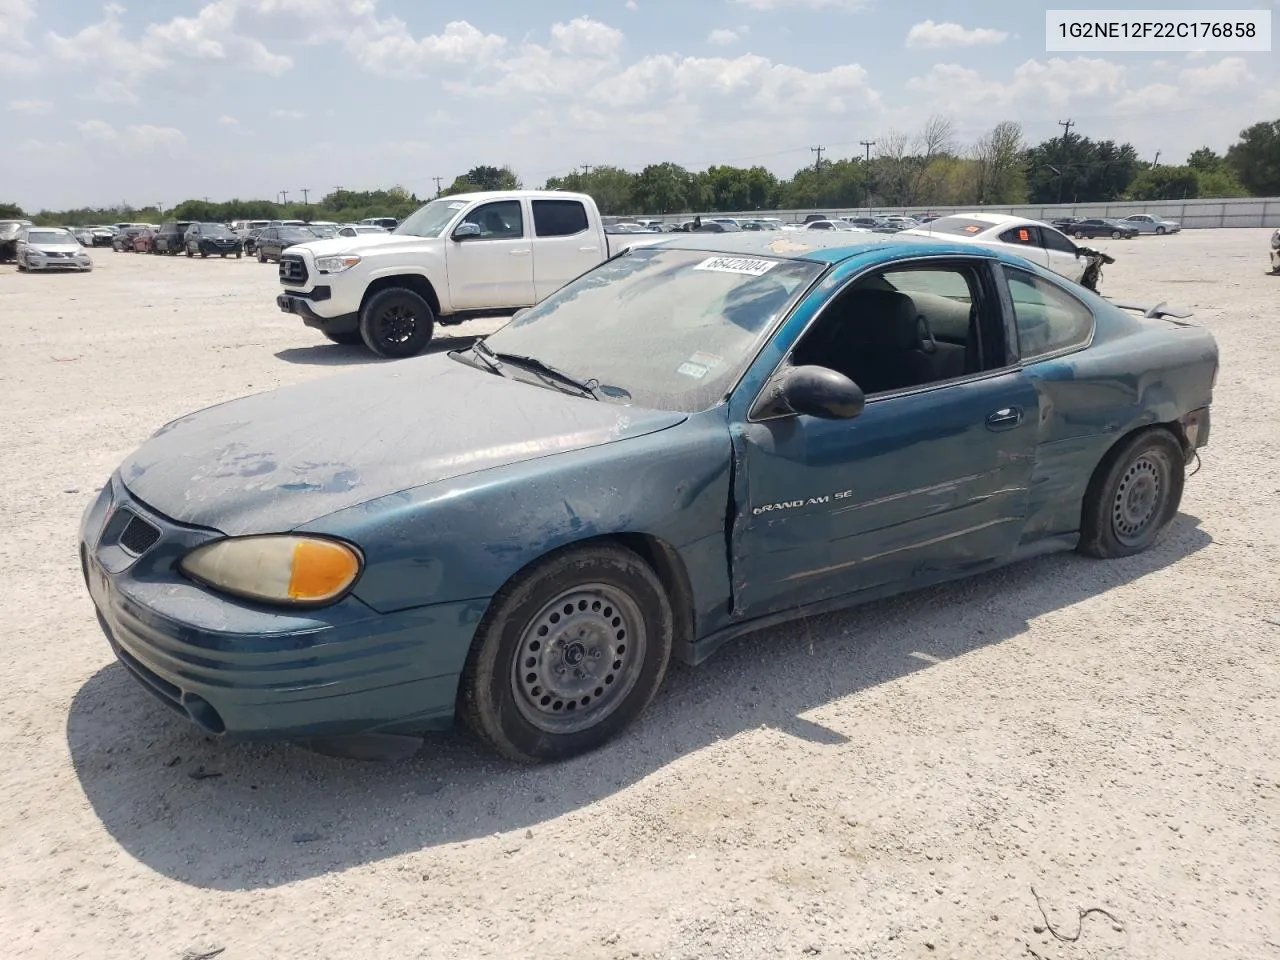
[275,190,633,357]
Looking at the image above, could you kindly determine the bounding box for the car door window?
[999,225,1040,246]
[1040,228,1076,254]
[532,200,589,237]
[461,200,524,239]
[790,262,1003,396]
[1003,267,1094,360]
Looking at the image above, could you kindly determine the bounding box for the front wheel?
[358,287,436,357]
[257,248,266,263]
[235,250,242,259]
[186,246,193,257]
[459,543,673,763]
[1111,230,1121,239]
[1078,429,1185,559]
[1073,230,1084,239]
[1156,226,1166,235]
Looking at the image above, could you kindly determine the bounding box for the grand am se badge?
[752,490,854,516]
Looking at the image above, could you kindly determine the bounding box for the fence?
[638,196,1280,229]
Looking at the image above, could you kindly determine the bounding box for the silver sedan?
[1122,214,1181,235]
[15,226,93,272]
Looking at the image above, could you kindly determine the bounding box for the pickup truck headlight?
[315,254,361,274]
[179,535,363,606]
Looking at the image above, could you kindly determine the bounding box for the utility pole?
[579,163,593,175]
[1152,150,1161,167]
[300,188,310,207]
[860,140,876,215]
[432,176,443,197]
[810,145,825,173]
[1056,119,1074,204]
[280,189,289,205]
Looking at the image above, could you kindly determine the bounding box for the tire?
[1078,428,1185,559]
[201,250,209,258]
[459,542,673,763]
[322,329,364,345]
[257,248,266,263]
[358,287,436,358]
[1156,226,1166,235]
[186,246,193,257]
[220,252,226,258]
[235,250,242,259]
[1073,230,1084,239]
[1111,230,1121,239]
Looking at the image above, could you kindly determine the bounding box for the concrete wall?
[649,196,1280,229]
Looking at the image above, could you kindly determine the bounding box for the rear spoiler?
[1106,299,1194,322]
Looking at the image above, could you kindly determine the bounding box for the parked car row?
[101,219,392,261]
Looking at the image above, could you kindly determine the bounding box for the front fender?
[300,411,734,632]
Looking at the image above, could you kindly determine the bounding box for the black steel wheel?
[1078,428,1185,558]
[460,542,673,763]
[358,287,435,358]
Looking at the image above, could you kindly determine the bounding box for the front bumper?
[27,255,91,270]
[277,290,358,334]
[198,241,243,255]
[79,476,484,739]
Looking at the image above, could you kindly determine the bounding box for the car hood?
[119,354,687,536]
[293,234,438,257]
[30,242,85,253]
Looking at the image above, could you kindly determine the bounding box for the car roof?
[635,230,1025,266]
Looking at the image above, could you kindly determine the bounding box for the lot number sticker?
[693,256,779,277]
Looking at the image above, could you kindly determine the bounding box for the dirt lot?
[1,232,1277,960]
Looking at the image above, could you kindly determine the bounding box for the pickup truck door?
[529,198,605,300]
[445,199,536,310]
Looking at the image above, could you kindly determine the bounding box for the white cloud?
[707,28,741,45]
[217,114,238,124]
[550,17,623,58]
[7,97,51,113]
[271,108,305,119]
[0,0,35,47]
[73,119,187,154]
[729,0,869,9]
[345,18,506,75]
[905,20,1008,49]
[91,78,140,104]
[625,0,638,8]
[1179,56,1249,96]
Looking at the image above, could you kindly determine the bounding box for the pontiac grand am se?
[80,232,1217,763]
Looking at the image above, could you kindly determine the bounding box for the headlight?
[315,254,361,274]
[178,535,363,606]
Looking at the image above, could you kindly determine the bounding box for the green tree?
[1196,167,1249,198]
[544,166,639,215]
[442,165,521,195]
[1126,164,1200,200]
[1225,120,1280,195]
[1025,133,1142,203]
[630,162,699,214]
[970,120,1027,204]
[0,202,25,218]
[1186,147,1223,173]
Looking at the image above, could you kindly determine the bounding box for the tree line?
[5,117,1277,226]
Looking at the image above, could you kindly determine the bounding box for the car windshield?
[280,228,316,241]
[470,247,825,412]
[201,224,234,237]
[394,199,466,238]
[913,216,995,236]
[309,225,338,238]
[28,230,74,244]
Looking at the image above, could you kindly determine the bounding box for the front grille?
[279,254,308,286]
[118,511,161,555]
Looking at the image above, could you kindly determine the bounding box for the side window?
[1040,228,1076,254]
[532,200,588,237]
[1003,267,1094,360]
[999,225,1039,246]
[790,264,993,396]
[463,200,524,239]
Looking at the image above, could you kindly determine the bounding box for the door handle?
[986,406,1023,430]
[578,246,597,251]
[510,249,531,256]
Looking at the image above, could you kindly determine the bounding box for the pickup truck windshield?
[395,199,467,239]
[474,247,824,412]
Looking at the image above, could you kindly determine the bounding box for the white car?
[900,213,1088,284]
[16,226,93,272]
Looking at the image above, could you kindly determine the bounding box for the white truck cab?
[276,190,618,357]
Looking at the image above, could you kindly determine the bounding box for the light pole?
[860,139,876,215]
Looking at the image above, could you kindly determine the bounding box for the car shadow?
[273,335,481,367]
[66,514,1211,890]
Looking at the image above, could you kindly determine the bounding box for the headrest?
[841,288,923,350]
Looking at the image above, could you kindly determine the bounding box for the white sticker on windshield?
[677,361,709,379]
[693,256,778,277]
[448,201,466,209]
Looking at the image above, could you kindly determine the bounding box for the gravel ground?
[1,232,1277,960]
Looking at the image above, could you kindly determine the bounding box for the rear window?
[532,200,589,237]
[917,216,993,236]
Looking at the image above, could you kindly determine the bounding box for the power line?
[810,145,824,173]
[860,140,876,162]
[432,176,444,196]
[1056,119,1074,203]
[580,163,593,175]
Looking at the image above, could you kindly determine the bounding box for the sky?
[2,0,1278,210]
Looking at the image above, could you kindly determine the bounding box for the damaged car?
[80,232,1217,763]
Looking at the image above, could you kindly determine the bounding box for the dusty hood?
[292,233,431,257]
[120,354,686,535]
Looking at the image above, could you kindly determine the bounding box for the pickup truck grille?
[279,254,308,286]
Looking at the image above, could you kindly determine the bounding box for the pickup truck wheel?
[459,542,673,763]
[322,329,364,345]
[359,288,436,358]
[1078,428,1184,559]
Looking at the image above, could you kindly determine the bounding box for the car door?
[1039,225,1085,283]
[444,199,535,310]
[727,256,1040,619]
[530,198,602,300]
[263,228,280,257]
[997,224,1049,270]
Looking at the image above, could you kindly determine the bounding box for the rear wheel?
[358,287,436,358]
[1078,428,1184,559]
[459,543,673,763]
[322,329,364,345]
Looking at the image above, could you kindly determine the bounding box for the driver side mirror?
[753,365,865,420]
[453,222,481,240]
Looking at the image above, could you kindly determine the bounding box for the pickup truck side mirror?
[453,222,481,240]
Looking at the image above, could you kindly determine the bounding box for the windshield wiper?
[467,338,510,377]
[487,350,604,400]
